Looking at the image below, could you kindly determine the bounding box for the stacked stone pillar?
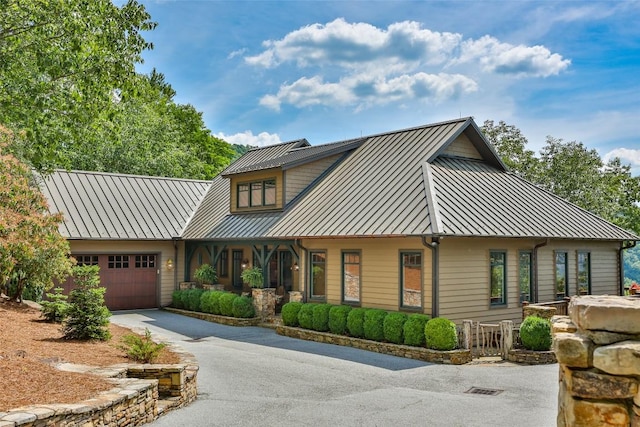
[553,295,640,427]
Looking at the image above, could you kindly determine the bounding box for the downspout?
[295,239,309,302]
[422,236,440,318]
[532,239,550,303]
[619,240,637,295]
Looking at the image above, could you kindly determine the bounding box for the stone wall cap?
[570,295,640,334]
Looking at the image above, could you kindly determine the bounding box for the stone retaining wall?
[553,295,640,427]
[277,326,472,365]
[507,348,557,365]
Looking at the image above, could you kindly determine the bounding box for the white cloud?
[456,35,570,77]
[603,148,640,168]
[215,131,282,147]
[227,48,247,59]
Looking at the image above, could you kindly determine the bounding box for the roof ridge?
[51,169,212,183]
[246,139,309,152]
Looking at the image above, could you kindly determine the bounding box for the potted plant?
[241,267,264,289]
[194,264,218,289]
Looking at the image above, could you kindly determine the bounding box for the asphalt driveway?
[111,310,558,427]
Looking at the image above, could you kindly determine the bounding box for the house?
[42,117,639,322]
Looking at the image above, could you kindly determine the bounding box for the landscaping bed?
[164,306,260,326]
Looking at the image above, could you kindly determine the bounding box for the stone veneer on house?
[553,295,640,427]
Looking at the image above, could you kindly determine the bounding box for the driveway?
[111,310,558,427]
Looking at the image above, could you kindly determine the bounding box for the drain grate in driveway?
[465,387,503,396]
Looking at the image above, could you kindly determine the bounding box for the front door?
[232,250,243,290]
[279,251,293,293]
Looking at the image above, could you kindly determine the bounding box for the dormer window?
[237,179,276,208]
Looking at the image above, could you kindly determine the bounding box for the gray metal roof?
[429,157,638,240]
[221,139,309,176]
[41,170,210,240]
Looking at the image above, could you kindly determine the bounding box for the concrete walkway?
[111,310,558,427]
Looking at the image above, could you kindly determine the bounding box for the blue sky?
[133,1,640,174]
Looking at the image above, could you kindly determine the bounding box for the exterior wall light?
[292,262,299,271]
[166,258,174,270]
[241,259,249,269]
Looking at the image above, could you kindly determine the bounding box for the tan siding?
[229,170,284,213]
[285,154,342,204]
[591,246,619,295]
[441,133,482,160]
[68,240,181,307]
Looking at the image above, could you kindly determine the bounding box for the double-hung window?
[555,251,568,299]
[490,251,506,306]
[342,251,361,303]
[400,251,422,309]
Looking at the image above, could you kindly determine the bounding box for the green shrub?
[403,314,430,346]
[383,312,408,344]
[232,296,255,318]
[520,316,552,351]
[201,290,223,315]
[40,287,70,323]
[328,305,352,335]
[185,288,204,312]
[312,304,332,332]
[346,307,366,338]
[118,328,167,363]
[62,265,111,341]
[364,309,388,342]
[194,264,218,285]
[281,302,303,327]
[424,317,458,351]
[298,303,315,330]
[219,293,237,317]
[172,290,185,309]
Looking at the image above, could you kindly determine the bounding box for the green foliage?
[219,293,237,317]
[241,267,264,288]
[118,328,167,363]
[297,303,315,330]
[62,265,111,341]
[403,314,431,347]
[281,302,303,327]
[184,289,204,312]
[40,287,70,323]
[311,304,332,332]
[424,317,458,351]
[624,246,640,283]
[200,290,223,315]
[328,305,352,335]
[172,290,185,309]
[383,312,408,344]
[520,316,552,351]
[232,296,255,318]
[194,264,218,285]
[346,307,366,338]
[364,309,388,342]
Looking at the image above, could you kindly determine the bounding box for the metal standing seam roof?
[41,170,211,240]
[220,139,309,176]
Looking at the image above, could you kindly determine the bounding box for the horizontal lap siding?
[285,154,342,204]
[441,133,482,160]
[302,237,432,315]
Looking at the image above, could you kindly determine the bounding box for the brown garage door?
[63,254,158,310]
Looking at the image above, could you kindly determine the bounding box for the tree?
[0,126,73,301]
[62,265,111,341]
[481,120,540,182]
[0,0,155,171]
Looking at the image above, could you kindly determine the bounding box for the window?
[577,251,591,295]
[135,255,155,268]
[218,250,229,277]
[342,251,361,303]
[400,251,422,308]
[75,255,98,266]
[108,255,129,269]
[490,251,506,306]
[310,251,326,299]
[518,251,532,304]
[237,179,277,208]
[555,251,568,299]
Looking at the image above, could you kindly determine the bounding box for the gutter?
[422,236,440,318]
[295,239,309,303]
[619,240,637,295]
[532,239,550,303]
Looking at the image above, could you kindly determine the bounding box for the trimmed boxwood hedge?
[200,290,223,315]
[520,316,552,351]
[172,290,184,309]
[219,292,237,317]
[364,309,388,342]
[383,312,408,344]
[346,307,366,338]
[281,302,303,327]
[328,305,352,335]
[403,313,430,346]
[185,289,204,312]
[232,295,256,318]
[312,304,333,332]
[298,303,315,330]
[425,317,458,351]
